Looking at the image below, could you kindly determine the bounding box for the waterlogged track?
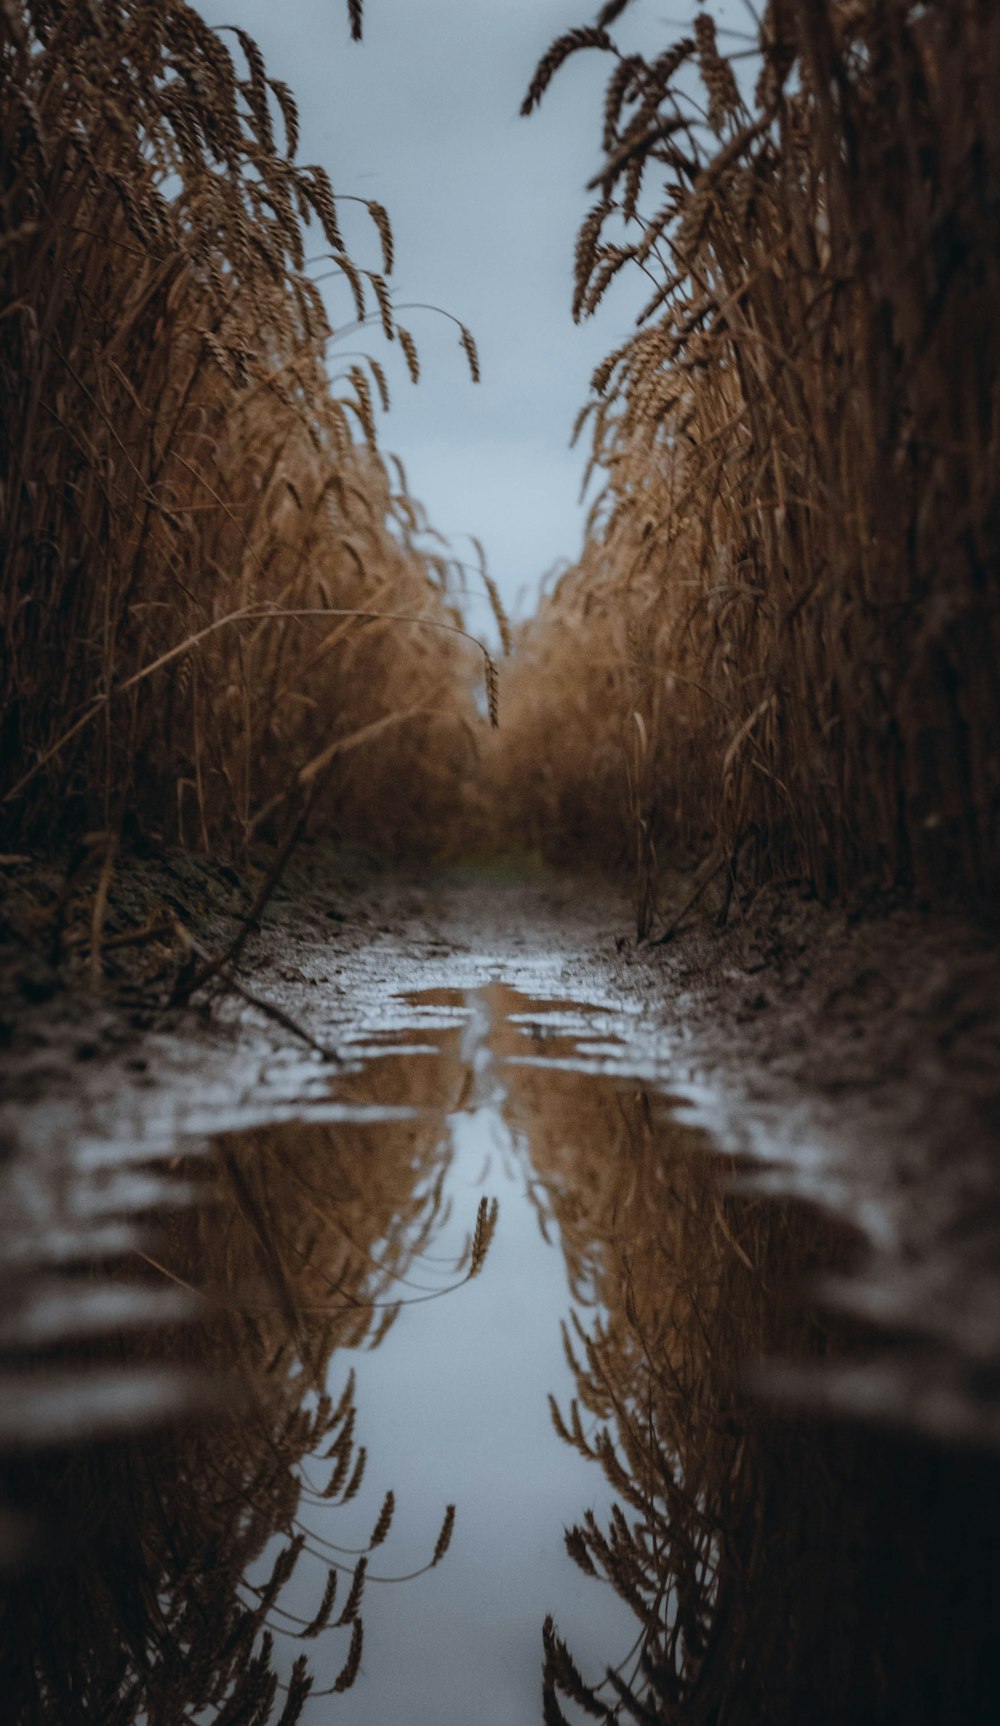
[2,880,1000,1721]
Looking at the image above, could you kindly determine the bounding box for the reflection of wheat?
[469,1195,500,1275]
[514,1064,856,1724]
[369,1489,395,1549]
[333,1618,363,1692]
[0,1072,467,1723]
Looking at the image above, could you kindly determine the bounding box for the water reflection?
[1,984,998,1723]
[0,1052,466,1723]
[504,1055,1000,1725]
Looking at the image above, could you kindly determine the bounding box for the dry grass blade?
[522,27,616,117]
[458,321,481,382]
[431,1503,456,1567]
[396,325,420,383]
[485,656,500,729]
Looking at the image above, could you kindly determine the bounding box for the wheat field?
[490,0,1000,922]
[0,0,491,878]
[2,0,997,919]
[3,8,997,1721]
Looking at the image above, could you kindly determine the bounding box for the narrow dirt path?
[3,855,1000,1449]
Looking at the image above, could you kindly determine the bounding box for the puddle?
[2,984,999,1722]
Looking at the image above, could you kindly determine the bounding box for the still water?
[2,984,999,1723]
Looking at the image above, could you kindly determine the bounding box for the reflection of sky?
[193,0,753,637]
[276,990,639,1724]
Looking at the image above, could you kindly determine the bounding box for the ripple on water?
[1,985,999,1723]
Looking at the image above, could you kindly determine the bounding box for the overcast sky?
[194,0,752,636]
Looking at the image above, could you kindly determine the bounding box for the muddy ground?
[2,842,1000,1448]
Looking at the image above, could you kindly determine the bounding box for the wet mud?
[2,961,999,1723]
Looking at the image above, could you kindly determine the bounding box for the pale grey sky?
[194,1,752,637]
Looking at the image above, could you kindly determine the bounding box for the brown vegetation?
[495,1,1000,920]
[0,1046,480,1723]
[6,0,997,927]
[506,1066,1000,1724]
[0,0,487,867]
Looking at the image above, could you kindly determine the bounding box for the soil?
[2,842,999,1449]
